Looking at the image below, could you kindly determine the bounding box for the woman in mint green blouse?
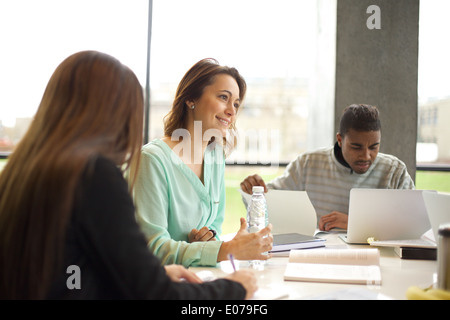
[134,59,272,267]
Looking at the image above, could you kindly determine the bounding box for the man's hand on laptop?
[240,174,268,194]
[319,211,348,231]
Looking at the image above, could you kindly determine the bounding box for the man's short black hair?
[339,104,381,137]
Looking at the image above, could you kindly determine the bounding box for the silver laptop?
[422,191,450,241]
[340,189,433,244]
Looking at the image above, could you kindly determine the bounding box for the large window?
[1,1,335,165]
[0,0,148,153]
[417,0,450,167]
[148,0,334,166]
[2,1,449,167]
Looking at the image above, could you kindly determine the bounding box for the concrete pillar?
[335,0,419,180]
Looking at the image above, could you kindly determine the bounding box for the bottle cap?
[252,186,264,193]
[438,223,450,237]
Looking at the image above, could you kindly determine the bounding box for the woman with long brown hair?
[0,51,256,299]
[134,58,273,267]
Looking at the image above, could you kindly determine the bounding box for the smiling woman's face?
[337,128,381,174]
[187,74,241,137]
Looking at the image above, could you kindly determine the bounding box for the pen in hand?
[228,254,237,272]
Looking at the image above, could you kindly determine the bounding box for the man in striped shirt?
[240,104,414,231]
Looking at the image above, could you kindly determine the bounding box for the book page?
[195,270,290,300]
[288,248,380,266]
[284,263,382,285]
[369,239,436,249]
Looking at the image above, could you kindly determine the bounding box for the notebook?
[340,189,433,244]
[271,233,325,253]
[239,189,317,236]
[422,191,450,241]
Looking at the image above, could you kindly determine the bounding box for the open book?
[284,248,382,285]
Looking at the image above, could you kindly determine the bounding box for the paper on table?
[305,288,391,300]
[369,229,437,249]
[194,271,289,300]
[239,189,317,236]
[250,285,290,300]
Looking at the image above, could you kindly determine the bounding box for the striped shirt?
[268,144,415,220]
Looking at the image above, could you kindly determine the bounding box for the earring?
[190,105,195,110]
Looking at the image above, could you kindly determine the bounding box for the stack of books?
[368,229,437,260]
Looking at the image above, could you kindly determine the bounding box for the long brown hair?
[163,58,246,154]
[0,51,143,299]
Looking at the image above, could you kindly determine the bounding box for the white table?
[190,233,437,300]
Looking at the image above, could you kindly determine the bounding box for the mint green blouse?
[134,139,225,267]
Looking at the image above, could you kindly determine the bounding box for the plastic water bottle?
[247,186,268,269]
